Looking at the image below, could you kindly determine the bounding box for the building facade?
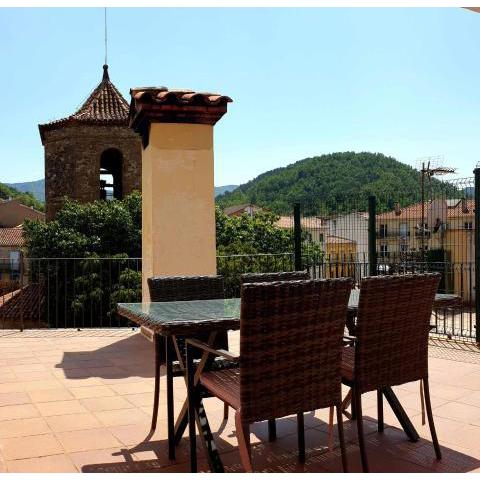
[39,65,142,221]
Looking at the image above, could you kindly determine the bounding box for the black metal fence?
[1,170,479,341]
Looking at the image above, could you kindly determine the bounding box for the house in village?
[0,199,45,282]
[376,199,475,302]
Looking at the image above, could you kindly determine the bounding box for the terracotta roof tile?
[39,65,129,143]
[0,227,24,247]
[376,199,474,220]
[130,87,232,107]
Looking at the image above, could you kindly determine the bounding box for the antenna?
[104,7,108,65]
[415,155,456,263]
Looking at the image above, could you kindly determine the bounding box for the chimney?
[394,202,401,216]
[129,87,232,301]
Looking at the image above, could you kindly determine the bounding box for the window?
[380,244,389,258]
[399,223,408,238]
[465,222,473,230]
[100,148,123,201]
[379,224,388,238]
[400,243,408,253]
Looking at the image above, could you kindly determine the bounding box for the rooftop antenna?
[416,155,456,262]
[104,7,108,66]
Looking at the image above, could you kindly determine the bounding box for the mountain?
[214,185,238,197]
[6,179,45,202]
[216,152,459,215]
[0,182,45,211]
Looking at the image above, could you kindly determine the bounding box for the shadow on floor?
[55,333,157,380]
[80,416,480,473]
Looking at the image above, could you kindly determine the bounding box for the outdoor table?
[117,291,461,471]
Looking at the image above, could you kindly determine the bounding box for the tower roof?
[39,65,129,144]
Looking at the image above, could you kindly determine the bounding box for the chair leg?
[223,403,229,420]
[268,419,277,441]
[423,377,442,460]
[187,343,197,472]
[151,334,161,432]
[351,388,357,420]
[297,412,305,463]
[235,410,253,472]
[166,337,175,461]
[354,387,369,473]
[336,404,349,473]
[377,389,384,433]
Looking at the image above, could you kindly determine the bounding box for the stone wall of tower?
[43,124,141,221]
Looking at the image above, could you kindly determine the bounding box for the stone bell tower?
[39,65,142,221]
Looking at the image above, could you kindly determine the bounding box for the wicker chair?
[240,271,310,440]
[147,275,235,459]
[341,273,441,472]
[187,278,354,472]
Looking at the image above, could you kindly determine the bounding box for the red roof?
[376,199,474,220]
[39,65,129,144]
[0,227,23,247]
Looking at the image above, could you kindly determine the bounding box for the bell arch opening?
[100,148,123,200]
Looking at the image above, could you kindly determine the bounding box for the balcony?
[0,329,479,473]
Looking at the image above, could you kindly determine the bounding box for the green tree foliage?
[215,206,293,255]
[0,182,45,212]
[216,152,460,215]
[23,192,141,258]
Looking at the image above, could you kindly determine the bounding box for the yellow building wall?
[141,123,217,301]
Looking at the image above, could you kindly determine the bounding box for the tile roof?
[0,227,24,247]
[39,65,129,143]
[130,87,233,107]
[276,216,325,229]
[129,87,232,147]
[223,204,264,216]
[376,199,474,220]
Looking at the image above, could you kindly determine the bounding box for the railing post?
[368,195,377,276]
[293,203,302,271]
[474,168,480,343]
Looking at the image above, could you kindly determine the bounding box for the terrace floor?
[1,329,480,473]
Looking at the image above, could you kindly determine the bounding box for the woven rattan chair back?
[147,275,228,356]
[354,273,441,393]
[148,275,225,302]
[240,271,309,285]
[239,278,353,424]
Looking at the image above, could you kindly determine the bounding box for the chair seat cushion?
[172,357,238,376]
[341,347,355,381]
[200,368,240,410]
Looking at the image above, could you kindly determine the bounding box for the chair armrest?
[185,338,239,362]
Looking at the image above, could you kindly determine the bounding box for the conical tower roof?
[39,65,129,144]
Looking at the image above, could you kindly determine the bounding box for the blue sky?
[0,7,479,185]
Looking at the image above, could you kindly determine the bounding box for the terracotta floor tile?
[28,388,74,403]
[56,427,122,453]
[0,404,39,421]
[109,382,154,395]
[60,377,104,388]
[108,422,166,446]
[35,399,88,417]
[80,395,133,412]
[434,401,480,424]
[22,379,64,391]
[69,385,116,399]
[123,392,154,407]
[0,433,63,460]
[45,412,102,432]
[457,390,480,408]
[0,392,30,407]
[69,446,136,471]
[10,363,47,374]
[7,453,78,472]
[94,407,149,427]
[0,417,50,439]
[0,383,28,394]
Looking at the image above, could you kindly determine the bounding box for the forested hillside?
[0,182,44,211]
[216,152,459,214]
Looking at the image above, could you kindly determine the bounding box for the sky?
[0,7,479,186]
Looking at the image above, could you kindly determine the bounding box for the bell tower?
[39,65,141,220]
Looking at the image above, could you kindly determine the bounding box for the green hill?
[216,152,459,215]
[0,182,45,212]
